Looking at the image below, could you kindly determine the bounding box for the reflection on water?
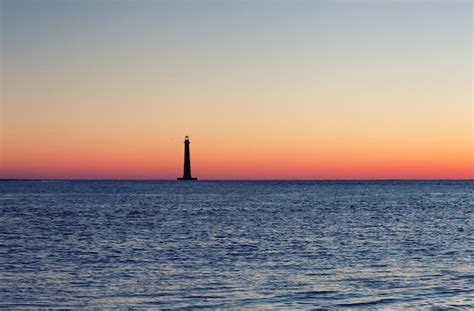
[0,180,473,308]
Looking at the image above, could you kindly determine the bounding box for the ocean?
[0,180,472,308]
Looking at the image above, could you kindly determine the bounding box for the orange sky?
[1,1,472,179]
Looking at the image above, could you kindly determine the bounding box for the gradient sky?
[0,0,472,179]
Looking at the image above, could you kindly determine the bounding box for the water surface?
[0,180,473,308]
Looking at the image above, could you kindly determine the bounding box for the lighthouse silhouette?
[177,136,197,180]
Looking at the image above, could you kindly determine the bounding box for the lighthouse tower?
[177,136,197,180]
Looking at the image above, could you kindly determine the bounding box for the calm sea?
[0,180,472,308]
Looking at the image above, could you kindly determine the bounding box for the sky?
[0,0,472,179]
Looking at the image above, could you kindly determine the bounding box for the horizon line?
[1,178,473,182]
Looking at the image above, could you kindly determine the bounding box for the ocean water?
[0,180,472,309]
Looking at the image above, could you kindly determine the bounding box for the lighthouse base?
[177,177,198,180]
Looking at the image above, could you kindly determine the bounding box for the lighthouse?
[177,136,197,180]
